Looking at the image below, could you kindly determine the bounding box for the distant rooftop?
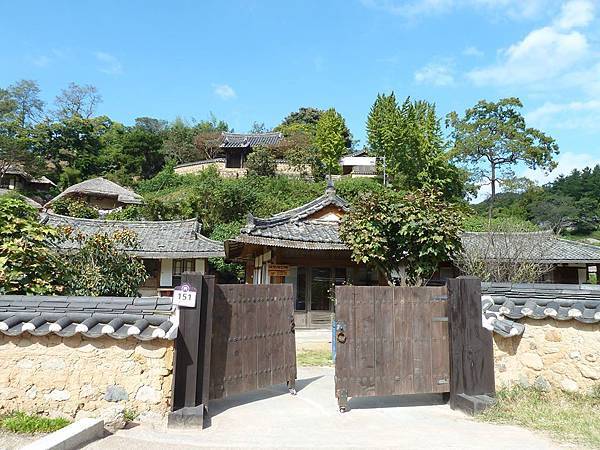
[220,132,283,149]
[42,213,225,259]
[45,177,144,207]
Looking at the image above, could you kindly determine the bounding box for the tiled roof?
[45,177,144,207]
[42,213,225,259]
[0,295,177,340]
[0,189,42,209]
[220,132,283,148]
[226,185,350,254]
[482,283,600,335]
[461,231,600,263]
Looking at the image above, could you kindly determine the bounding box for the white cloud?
[213,83,236,100]
[29,55,51,67]
[554,0,595,29]
[521,151,600,185]
[527,99,600,130]
[414,60,455,86]
[468,26,589,85]
[360,0,555,20]
[95,52,123,75]
[463,46,484,57]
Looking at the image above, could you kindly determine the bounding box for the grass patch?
[123,409,138,422]
[478,386,600,447]
[297,349,333,367]
[0,411,70,434]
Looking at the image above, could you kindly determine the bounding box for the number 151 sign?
[173,283,197,307]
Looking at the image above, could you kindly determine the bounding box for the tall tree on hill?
[447,97,559,220]
[315,108,347,176]
[54,82,102,120]
[366,92,467,200]
[5,80,45,127]
[279,107,353,148]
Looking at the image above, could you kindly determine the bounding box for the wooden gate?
[334,285,450,411]
[209,284,297,400]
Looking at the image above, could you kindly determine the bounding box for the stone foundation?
[494,318,600,393]
[0,334,174,425]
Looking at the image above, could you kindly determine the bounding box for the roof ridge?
[43,212,201,226]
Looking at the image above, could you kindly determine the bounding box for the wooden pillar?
[447,276,496,415]
[169,273,215,429]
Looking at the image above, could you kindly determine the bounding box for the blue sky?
[2,0,600,193]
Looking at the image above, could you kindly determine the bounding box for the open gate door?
[209,284,297,400]
[334,285,450,411]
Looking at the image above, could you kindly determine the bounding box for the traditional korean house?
[226,185,600,328]
[45,177,144,213]
[42,213,225,297]
[339,149,377,177]
[225,184,381,328]
[0,165,55,192]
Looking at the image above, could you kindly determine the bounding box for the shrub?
[51,197,99,219]
[246,146,277,177]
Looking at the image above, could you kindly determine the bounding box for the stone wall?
[0,333,174,426]
[494,318,600,393]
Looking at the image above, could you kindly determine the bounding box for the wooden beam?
[447,276,496,415]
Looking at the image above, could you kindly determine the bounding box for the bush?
[51,197,99,219]
[246,146,277,177]
[0,196,67,295]
[209,221,246,283]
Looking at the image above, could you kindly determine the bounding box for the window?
[172,259,195,287]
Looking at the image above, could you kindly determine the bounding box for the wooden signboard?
[269,264,289,277]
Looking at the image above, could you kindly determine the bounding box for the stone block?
[534,376,550,392]
[135,385,161,404]
[579,365,599,380]
[45,389,70,401]
[135,343,167,359]
[520,352,543,371]
[544,329,562,342]
[104,385,128,402]
[560,378,578,393]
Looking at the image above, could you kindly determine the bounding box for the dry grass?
[297,349,333,367]
[478,385,600,448]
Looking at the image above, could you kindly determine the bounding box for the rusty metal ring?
[337,332,347,344]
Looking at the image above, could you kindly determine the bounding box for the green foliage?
[208,221,246,283]
[447,97,559,217]
[104,206,145,221]
[0,196,67,295]
[340,189,463,285]
[245,145,276,177]
[0,411,70,434]
[296,349,333,367]
[462,215,538,232]
[367,93,467,200]
[278,106,352,148]
[315,108,347,175]
[63,229,147,296]
[51,197,99,219]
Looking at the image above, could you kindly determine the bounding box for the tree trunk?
[488,163,496,222]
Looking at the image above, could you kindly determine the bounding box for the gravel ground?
[0,430,44,450]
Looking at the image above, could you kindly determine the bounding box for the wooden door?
[209,284,297,400]
[334,285,450,410]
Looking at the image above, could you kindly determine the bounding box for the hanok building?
[42,213,225,297]
[174,131,306,178]
[225,185,380,328]
[226,186,600,328]
[0,166,55,192]
[45,177,144,214]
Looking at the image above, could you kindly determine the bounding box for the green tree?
[0,196,67,294]
[245,146,276,177]
[340,189,463,285]
[278,107,352,148]
[5,80,45,127]
[315,108,347,176]
[134,117,168,134]
[446,97,559,219]
[64,229,148,296]
[53,82,102,120]
[367,93,467,200]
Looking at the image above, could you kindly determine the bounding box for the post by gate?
[209,283,297,400]
[334,285,449,411]
[169,276,297,429]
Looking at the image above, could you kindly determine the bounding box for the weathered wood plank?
[375,286,394,396]
[447,277,495,413]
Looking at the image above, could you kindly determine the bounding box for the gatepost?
[168,272,215,429]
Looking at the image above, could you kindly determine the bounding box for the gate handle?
[336,331,347,344]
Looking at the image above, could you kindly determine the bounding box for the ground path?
[83,366,564,450]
